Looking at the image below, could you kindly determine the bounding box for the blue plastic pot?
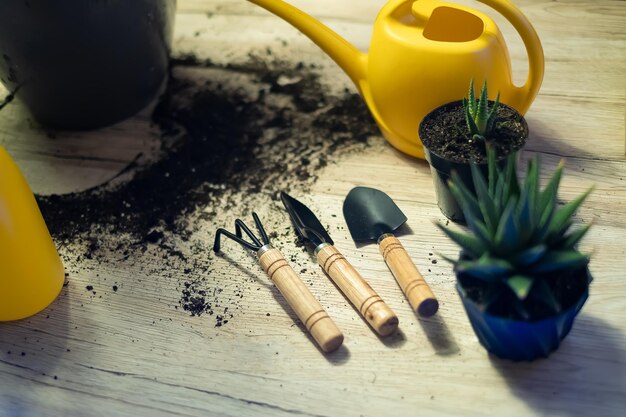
[456,269,591,361]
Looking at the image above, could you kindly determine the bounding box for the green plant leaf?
[517,157,540,241]
[530,250,589,273]
[538,193,555,230]
[450,172,481,220]
[437,252,459,265]
[434,223,486,258]
[494,168,505,215]
[488,147,496,195]
[494,197,521,254]
[510,244,547,267]
[471,163,499,232]
[561,222,592,250]
[532,193,556,245]
[549,188,593,237]
[547,220,573,247]
[516,190,533,244]
[526,157,540,209]
[539,160,564,215]
[502,152,520,203]
[486,91,501,134]
[506,274,534,300]
[449,179,493,247]
[464,98,480,135]
[475,81,488,134]
[468,79,476,113]
[455,254,513,281]
[532,280,561,314]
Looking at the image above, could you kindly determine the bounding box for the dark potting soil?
[419,101,527,164]
[37,56,375,244]
[458,266,590,321]
[34,54,378,322]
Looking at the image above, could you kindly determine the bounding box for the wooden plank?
[1,1,625,416]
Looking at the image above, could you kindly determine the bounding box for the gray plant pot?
[0,0,176,129]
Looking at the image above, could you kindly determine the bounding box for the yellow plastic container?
[0,147,64,321]
[248,0,544,159]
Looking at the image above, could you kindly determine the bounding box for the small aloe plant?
[463,79,500,143]
[437,150,592,320]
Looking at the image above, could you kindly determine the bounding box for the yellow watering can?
[0,147,64,321]
[248,0,544,159]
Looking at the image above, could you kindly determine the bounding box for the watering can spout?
[247,0,368,91]
[248,0,544,159]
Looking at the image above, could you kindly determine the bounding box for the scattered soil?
[34,53,379,323]
[37,55,375,245]
[419,100,527,163]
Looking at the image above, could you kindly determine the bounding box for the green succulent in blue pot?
[437,150,593,361]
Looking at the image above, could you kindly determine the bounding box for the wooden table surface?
[1,1,625,416]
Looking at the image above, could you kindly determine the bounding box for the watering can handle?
[479,0,544,114]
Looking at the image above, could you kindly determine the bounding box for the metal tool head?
[343,186,408,242]
[213,212,271,253]
[280,192,333,248]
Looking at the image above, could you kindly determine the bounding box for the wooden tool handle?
[258,246,344,353]
[316,244,399,337]
[378,235,439,317]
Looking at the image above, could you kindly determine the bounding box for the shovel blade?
[343,186,408,242]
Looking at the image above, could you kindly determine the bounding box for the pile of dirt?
[35,54,379,323]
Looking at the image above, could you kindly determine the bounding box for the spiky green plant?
[437,150,592,320]
[463,80,500,143]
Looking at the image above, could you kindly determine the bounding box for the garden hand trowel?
[343,187,439,317]
[281,192,399,337]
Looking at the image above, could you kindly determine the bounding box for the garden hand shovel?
[281,192,399,337]
[343,186,438,317]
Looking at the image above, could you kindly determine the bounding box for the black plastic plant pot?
[456,268,592,362]
[0,0,176,129]
[419,100,528,223]
[423,147,489,222]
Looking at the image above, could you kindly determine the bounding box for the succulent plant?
[463,80,500,143]
[437,150,592,320]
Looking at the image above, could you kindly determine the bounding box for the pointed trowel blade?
[280,192,334,248]
[343,186,408,242]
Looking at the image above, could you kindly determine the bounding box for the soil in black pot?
[420,100,527,163]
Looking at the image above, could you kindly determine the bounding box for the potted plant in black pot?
[436,150,593,361]
[419,80,528,222]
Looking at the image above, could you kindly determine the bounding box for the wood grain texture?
[258,246,344,353]
[379,234,439,317]
[316,244,399,336]
[1,1,625,416]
